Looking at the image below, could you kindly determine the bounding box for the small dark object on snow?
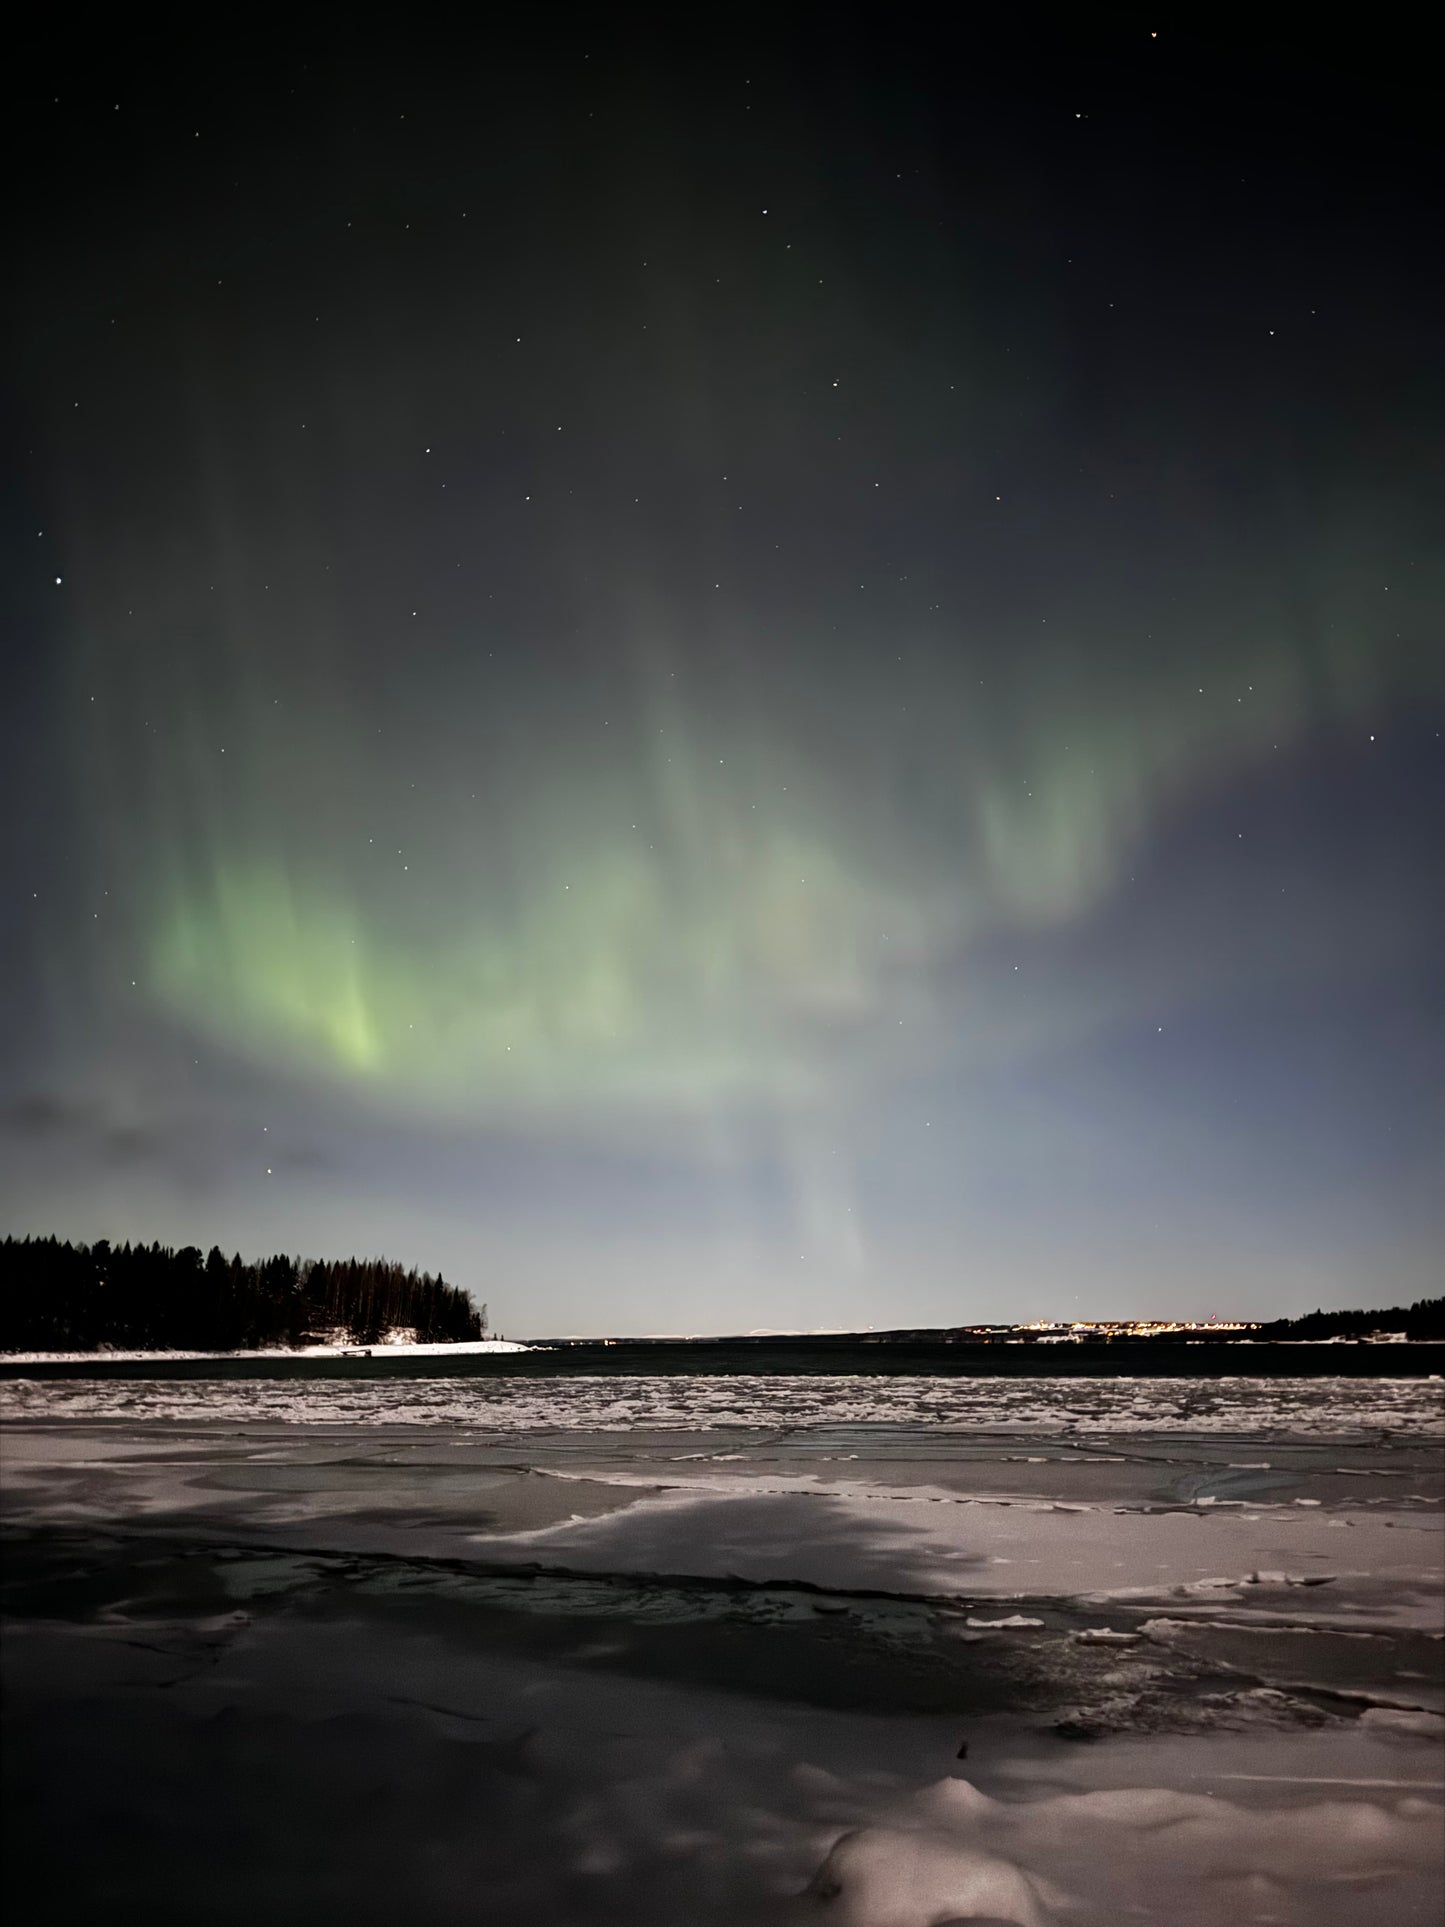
[955,1739,969,1759]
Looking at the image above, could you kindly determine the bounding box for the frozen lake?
[3,1377,1442,1924]
[5,1368,1443,1433]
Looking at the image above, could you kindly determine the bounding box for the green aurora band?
[72,563,1434,1123]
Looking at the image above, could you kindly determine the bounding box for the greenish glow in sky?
[10,18,1442,1327]
[123,593,1429,1119]
[143,712,943,1112]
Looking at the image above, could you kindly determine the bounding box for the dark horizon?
[3,1227,1442,1356]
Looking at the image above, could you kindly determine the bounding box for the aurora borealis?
[5,18,1441,1330]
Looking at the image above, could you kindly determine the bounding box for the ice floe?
[2,1371,1441,1434]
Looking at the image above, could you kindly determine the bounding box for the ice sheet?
[466,1481,1443,1625]
[4,1370,1442,1433]
[4,1396,1441,1924]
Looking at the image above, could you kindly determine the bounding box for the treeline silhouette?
[1257,1297,1444,1342]
[0,1237,485,1352]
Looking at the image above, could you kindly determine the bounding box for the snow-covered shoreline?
[0,1337,530,1363]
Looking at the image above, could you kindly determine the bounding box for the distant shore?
[3,1335,1442,1379]
[0,1338,529,1366]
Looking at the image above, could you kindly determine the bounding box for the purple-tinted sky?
[4,15,1441,1332]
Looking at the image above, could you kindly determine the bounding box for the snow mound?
[803,1826,1054,1926]
[798,1775,1443,1925]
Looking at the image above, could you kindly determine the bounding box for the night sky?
[5,16,1442,1333]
